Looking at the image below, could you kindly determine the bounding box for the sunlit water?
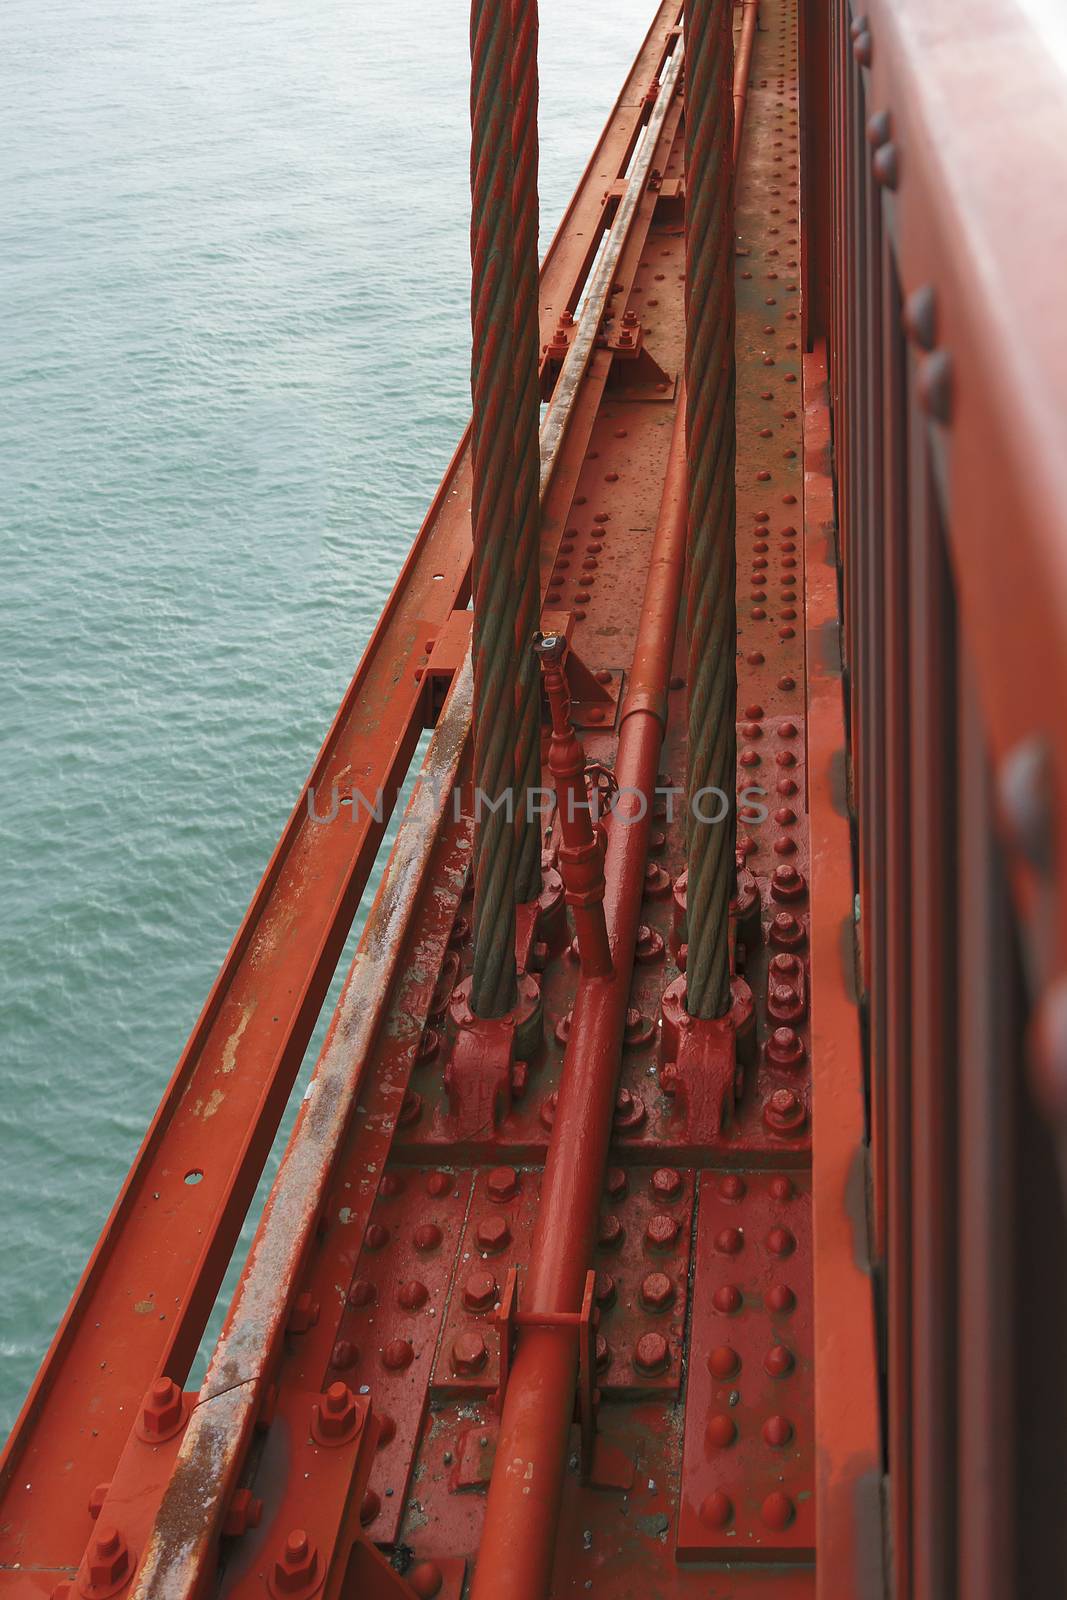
[0,0,655,1436]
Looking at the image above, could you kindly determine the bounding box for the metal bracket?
[492,1269,632,1490]
[493,1269,595,1475]
[539,608,622,728]
[599,318,676,401]
[422,610,474,723]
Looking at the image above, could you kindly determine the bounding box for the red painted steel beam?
[803,344,883,1599]
[845,0,1067,979]
[798,0,830,347]
[0,4,687,1576]
[470,401,689,1600]
[126,662,475,1600]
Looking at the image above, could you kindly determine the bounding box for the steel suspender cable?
[683,0,737,1019]
[469,0,521,1018]
[510,0,544,905]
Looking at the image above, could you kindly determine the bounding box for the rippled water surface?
[0,0,653,1435]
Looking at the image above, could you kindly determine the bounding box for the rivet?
[1029,974,1067,1119]
[763,1414,794,1447]
[408,1561,444,1599]
[918,348,953,422]
[699,1490,733,1528]
[761,1490,795,1529]
[706,1413,737,1448]
[903,283,937,350]
[766,1283,797,1314]
[605,1165,628,1198]
[998,735,1053,872]
[382,1338,414,1371]
[873,142,899,189]
[866,109,891,147]
[713,1283,743,1314]
[707,1344,741,1379]
[598,1212,625,1249]
[764,1342,795,1377]
[594,1269,617,1307]
[771,863,806,900]
[331,1339,358,1370]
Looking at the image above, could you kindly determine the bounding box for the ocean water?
[0,0,655,1437]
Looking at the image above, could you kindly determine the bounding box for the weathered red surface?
[0,6,687,1584]
[16,0,1065,1590]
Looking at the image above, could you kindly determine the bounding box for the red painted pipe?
[733,0,759,163]
[469,402,688,1600]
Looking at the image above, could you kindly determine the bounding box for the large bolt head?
[88,1526,130,1588]
[139,1376,184,1439]
[486,1166,519,1202]
[645,1212,681,1250]
[451,1331,489,1375]
[640,1271,675,1311]
[633,1331,670,1374]
[317,1381,360,1440]
[475,1215,511,1253]
[463,1269,498,1311]
[651,1167,682,1201]
[273,1529,319,1595]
